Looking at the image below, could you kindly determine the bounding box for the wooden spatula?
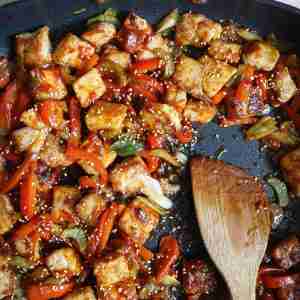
[191,157,271,300]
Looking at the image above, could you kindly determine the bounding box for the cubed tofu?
[208,40,242,64]
[39,134,72,168]
[140,103,182,132]
[30,67,68,101]
[14,237,41,261]
[63,286,96,300]
[46,247,81,277]
[13,127,48,153]
[183,100,217,123]
[53,33,95,69]
[275,67,297,103]
[52,186,81,220]
[15,26,52,68]
[280,147,300,196]
[20,108,46,129]
[99,281,137,300]
[76,193,106,226]
[243,41,280,71]
[176,13,222,47]
[119,198,160,244]
[94,255,136,287]
[165,85,187,112]
[110,157,148,195]
[0,264,15,299]
[73,68,106,108]
[0,195,17,235]
[82,22,116,51]
[85,100,127,134]
[173,55,204,98]
[199,55,237,98]
[102,46,131,69]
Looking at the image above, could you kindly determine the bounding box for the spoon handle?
[230,282,256,300]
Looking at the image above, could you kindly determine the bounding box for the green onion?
[87,8,120,27]
[156,9,180,35]
[10,256,35,273]
[73,8,87,15]
[215,147,227,160]
[136,196,168,216]
[161,274,180,286]
[267,177,290,207]
[111,137,144,157]
[246,117,278,140]
[238,29,262,41]
[267,33,294,53]
[62,227,87,254]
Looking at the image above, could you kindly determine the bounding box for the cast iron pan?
[1,0,300,299]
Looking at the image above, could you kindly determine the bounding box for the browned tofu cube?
[20,108,46,129]
[76,193,106,226]
[82,22,116,51]
[183,100,217,123]
[46,247,82,277]
[73,68,106,108]
[63,286,96,300]
[94,254,137,287]
[30,67,68,101]
[102,46,131,69]
[176,13,222,47]
[0,262,15,299]
[0,195,17,235]
[243,41,280,71]
[53,33,95,69]
[164,85,187,113]
[99,281,137,300]
[85,100,127,133]
[119,198,160,244]
[208,40,242,64]
[275,67,297,103]
[15,26,52,68]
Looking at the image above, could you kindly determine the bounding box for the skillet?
[1,0,300,299]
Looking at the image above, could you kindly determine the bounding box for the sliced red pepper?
[26,281,75,300]
[139,150,160,173]
[129,83,158,102]
[132,74,164,94]
[175,125,193,144]
[146,133,164,149]
[79,176,97,190]
[68,97,82,147]
[20,160,38,220]
[259,266,286,276]
[261,274,300,289]
[87,202,120,258]
[212,88,228,105]
[12,215,41,241]
[0,154,35,194]
[235,79,253,102]
[39,100,64,129]
[65,146,108,185]
[131,58,162,73]
[155,235,180,282]
[242,65,256,80]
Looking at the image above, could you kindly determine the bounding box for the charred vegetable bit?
[0,7,299,300]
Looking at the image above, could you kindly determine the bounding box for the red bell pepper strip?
[38,100,61,128]
[132,74,164,94]
[79,176,97,190]
[259,266,286,276]
[155,235,180,282]
[235,79,253,102]
[68,97,82,147]
[212,88,228,105]
[131,58,162,73]
[139,150,160,173]
[129,83,158,102]
[87,202,120,258]
[20,160,38,220]
[261,273,300,289]
[0,154,35,194]
[26,281,75,300]
[65,146,108,185]
[242,65,256,80]
[146,133,164,149]
[175,125,193,144]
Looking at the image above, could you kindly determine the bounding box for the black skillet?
[1,0,300,299]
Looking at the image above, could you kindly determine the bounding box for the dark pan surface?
[1,1,300,299]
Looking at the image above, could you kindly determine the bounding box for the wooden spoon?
[191,157,271,300]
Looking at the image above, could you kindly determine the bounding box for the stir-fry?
[0,7,299,300]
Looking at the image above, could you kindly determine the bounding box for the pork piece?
[82,22,116,51]
[275,67,297,103]
[118,198,160,244]
[0,256,15,299]
[102,46,131,68]
[73,68,106,108]
[15,26,52,68]
[176,13,222,47]
[110,157,172,209]
[46,247,82,277]
[118,13,152,53]
[94,254,138,287]
[63,286,96,300]
[0,195,17,235]
[164,84,187,113]
[271,235,300,270]
[30,67,67,101]
[208,39,242,64]
[182,259,218,298]
[280,147,300,197]
[75,193,106,226]
[243,41,280,71]
[183,100,217,123]
[53,33,95,69]
[85,100,128,135]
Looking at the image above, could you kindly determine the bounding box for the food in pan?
[0,7,299,300]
